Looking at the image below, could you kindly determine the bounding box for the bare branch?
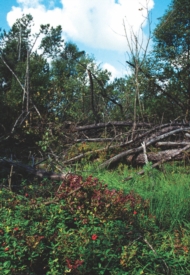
[0,51,25,94]
[141,141,148,164]
[100,127,190,168]
[124,144,190,181]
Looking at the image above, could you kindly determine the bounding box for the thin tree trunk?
[26,48,30,113]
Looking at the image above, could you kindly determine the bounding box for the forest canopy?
[0,0,190,175]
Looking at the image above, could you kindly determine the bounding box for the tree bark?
[155,141,190,148]
[74,121,152,132]
[124,144,190,181]
[0,158,71,181]
[99,127,190,168]
[127,149,187,165]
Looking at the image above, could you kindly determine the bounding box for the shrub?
[0,175,190,274]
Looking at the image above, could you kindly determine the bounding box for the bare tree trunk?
[123,1,151,136]
[26,48,30,113]
[0,158,71,181]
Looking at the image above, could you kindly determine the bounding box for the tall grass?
[74,161,190,231]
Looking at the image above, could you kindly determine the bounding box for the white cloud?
[7,0,154,52]
[102,62,123,80]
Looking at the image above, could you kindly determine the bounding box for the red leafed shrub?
[55,174,146,222]
[91,234,98,240]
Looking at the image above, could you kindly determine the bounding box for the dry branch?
[76,138,122,142]
[99,127,190,168]
[155,141,190,148]
[74,121,152,132]
[64,124,190,165]
[141,141,148,164]
[127,149,187,165]
[124,144,190,181]
[0,158,71,181]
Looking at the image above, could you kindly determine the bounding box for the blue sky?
[0,0,171,79]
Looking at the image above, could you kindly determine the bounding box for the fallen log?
[155,141,190,148]
[147,125,182,140]
[127,149,188,165]
[124,144,190,181]
[74,121,152,132]
[99,127,190,169]
[64,127,190,165]
[76,138,125,142]
[185,133,190,138]
[66,124,189,166]
[74,121,189,133]
[0,158,71,181]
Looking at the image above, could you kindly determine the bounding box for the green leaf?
[3,261,11,268]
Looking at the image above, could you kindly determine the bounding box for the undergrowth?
[0,162,190,274]
[78,161,190,230]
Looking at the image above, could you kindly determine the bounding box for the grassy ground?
[1,160,190,274]
[76,161,190,231]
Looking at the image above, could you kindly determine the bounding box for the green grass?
[1,161,190,274]
[74,161,190,231]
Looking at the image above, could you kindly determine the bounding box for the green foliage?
[1,170,190,274]
[148,0,190,121]
[80,162,190,231]
[1,1,190,157]
[0,13,125,156]
[1,6,190,274]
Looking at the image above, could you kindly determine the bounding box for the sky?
[0,0,172,79]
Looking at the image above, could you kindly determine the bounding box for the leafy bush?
[55,174,145,222]
[0,174,190,274]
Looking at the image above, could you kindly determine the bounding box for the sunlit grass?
[74,161,190,231]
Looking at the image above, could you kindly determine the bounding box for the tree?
[0,14,64,135]
[123,0,152,128]
[0,14,123,162]
[50,42,123,125]
[151,0,190,121]
[0,14,67,166]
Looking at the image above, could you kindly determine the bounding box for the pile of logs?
[68,121,190,168]
[1,121,190,183]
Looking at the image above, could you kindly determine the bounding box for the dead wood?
[147,125,182,140]
[124,144,190,181]
[119,124,182,148]
[0,158,71,181]
[74,121,152,132]
[64,125,190,165]
[64,135,136,165]
[76,138,123,142]
[2,121,189,180]
[127,149,187,165]
[99,127,190,169]
[155,141,190,148]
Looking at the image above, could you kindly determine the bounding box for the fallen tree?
[73,121,152,132]
[1,121,190,183]
[124,144,190,181]
[126,149,188,165]
[155,141,190,148]
[99,127,190,169]
[0,158,71,181]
